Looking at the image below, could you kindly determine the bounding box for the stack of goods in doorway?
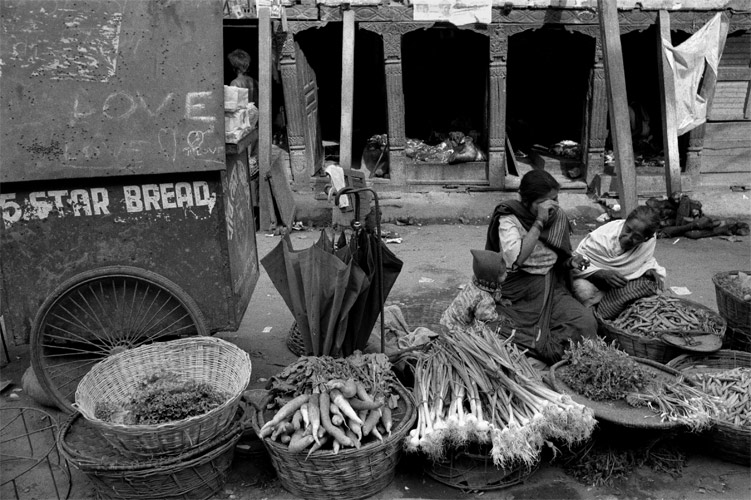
[224,85,258,143]
[405,131,486,164]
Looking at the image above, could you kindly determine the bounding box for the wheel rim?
[31,270,207,413]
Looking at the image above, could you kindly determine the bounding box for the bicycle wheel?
[30,266,208,413]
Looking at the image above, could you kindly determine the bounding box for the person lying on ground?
[485,169,595,365]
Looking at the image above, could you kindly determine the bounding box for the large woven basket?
[251,382,416,500]
[59,405,246,499]
[666,350,751,466]
[712,271,751,352]
[596,298,726,364]
[75,337,251,458]
[424,445,539,491]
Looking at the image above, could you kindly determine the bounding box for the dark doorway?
[506,27,594,157]
[402,26,489,152]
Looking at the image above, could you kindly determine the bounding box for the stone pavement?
[1,217,749,500]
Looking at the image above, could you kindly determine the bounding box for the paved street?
[3,216,750,500]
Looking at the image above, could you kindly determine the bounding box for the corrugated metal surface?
[0,173,234,344]
[1,0,225,182]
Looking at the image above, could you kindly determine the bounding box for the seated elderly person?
[572,206,666,319]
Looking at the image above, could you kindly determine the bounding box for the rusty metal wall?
[1,0,225,183]
[0,173,235,345]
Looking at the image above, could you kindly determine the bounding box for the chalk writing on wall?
[1,181,217,228]
[4,7,122,82]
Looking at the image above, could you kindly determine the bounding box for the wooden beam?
[339,8,355,169]
[657,10,682,195]
[258,7,276,231]
[597,0,637,215]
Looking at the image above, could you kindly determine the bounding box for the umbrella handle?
[336,187,385,354]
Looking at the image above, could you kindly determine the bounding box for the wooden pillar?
[258,7,275,230]
[488,27,507,190]
[360,23,429,187]
[340,9,355,169]
[657,10,682,195]
[383,55,407,185]
[278,28,307,186]
[585,34,609,184]
[598,0,637,215]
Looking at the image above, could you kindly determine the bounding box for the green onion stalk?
[406,324,596,467]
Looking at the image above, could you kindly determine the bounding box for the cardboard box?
[224,85,248,111]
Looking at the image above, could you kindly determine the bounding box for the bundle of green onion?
[405,326,596,468]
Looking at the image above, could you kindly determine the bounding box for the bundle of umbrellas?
[261,227,402,357]
[406,326,597,468]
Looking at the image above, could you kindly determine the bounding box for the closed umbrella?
[261,230,367,356]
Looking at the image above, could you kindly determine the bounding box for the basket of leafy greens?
[549,338,717,431]
[75,337,251,458]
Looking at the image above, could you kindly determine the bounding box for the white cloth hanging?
[324,164,349,208]
[661,12,725,136]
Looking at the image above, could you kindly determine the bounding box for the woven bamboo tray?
[251,383,416,500]
[596,298,726,364]
[286,321,310,357]
[75,337,251,458]
[549,357,689,430]
[59,405,246,499]
[666,350,751,466]
[713,271,751,352]
[424,445,539,491]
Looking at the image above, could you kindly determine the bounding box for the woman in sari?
[485,170,596,364]
[571,206,665,317]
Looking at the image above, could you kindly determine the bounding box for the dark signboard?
[1,0,225,182]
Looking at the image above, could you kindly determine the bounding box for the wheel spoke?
[123,284,159,345]
[129,290,171,339]
[133,318,195,347]
[40,342,108,356]
[123,280,141,345]
[73,286,113,344]
[91,281,119,345]
[135,302,187,340]
[44,322,110,351]
[50,304,109,346]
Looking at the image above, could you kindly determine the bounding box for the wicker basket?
[666,350,751,466]
[59,405,246,499]
[712,271,751,352]
[424,445,539,491]
[596,298,726,364]
[75,337,251,458]
[251,382,416,500]
[286,321,310,357]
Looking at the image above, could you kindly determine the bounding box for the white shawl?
[573,219,666,280]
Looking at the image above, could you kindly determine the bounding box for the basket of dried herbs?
[549,338,718,431]
[75,337,251,458]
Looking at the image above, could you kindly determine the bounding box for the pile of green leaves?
[267,351,396,398]
[559,338,648,401]
[560,432,686,487]
[95,370,229,425]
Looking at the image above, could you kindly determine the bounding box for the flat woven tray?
[549,357,687,430]
[250,382,416,500]
[424,446,539,491]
